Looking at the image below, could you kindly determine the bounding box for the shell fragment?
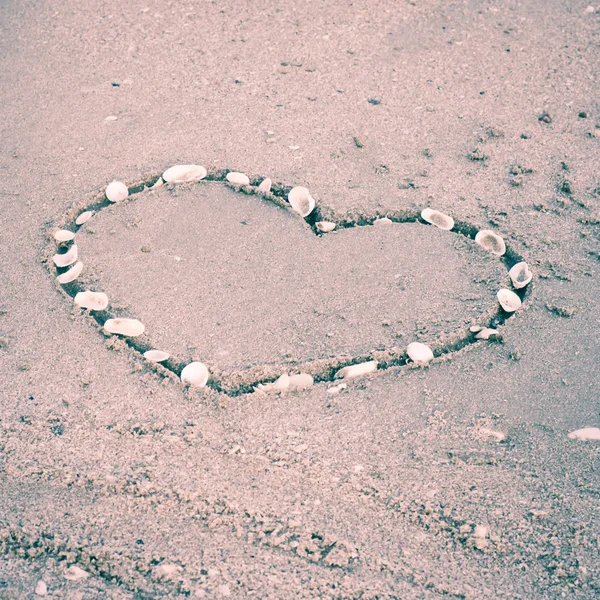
[327,382,347,395]
[373,217,393,226]
[56,261,83,284]
[475,327,499,340]
[226,172,250,186]
[181,361,209,388]
[316,221,336,233]
[335,360,378,379]
[568,427,600,441]
[54,230,75,242]
[163,165,207,183]
[105,180,129,203]
[144,350,170,363]
[509,262,532,289]
[258,178,272,193]
[421,208,454,231]
[75,211,94,225]
[497,289,521,312]
[74,291,109,311]
[289,373,314,390]
[103,318,145,337]
[53,244,78,268]
[288,186,315,217]
[407,342,434,364]
[475,230,506,256]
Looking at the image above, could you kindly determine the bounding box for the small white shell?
[288,186,315,217]
[335,360,378,379]
[75,211,94,225]
[289,373,314,390]
[316,221,336,233]
[103,318,145,337]
[74,291,109,311]
[57,261,83,284]
[53,244,78,267]
[373,217,393,226]
[327,382,347,395]
[181,361,209,388]
[469,325,483,333]
[407,342,434,364]
[151,177,164,189]
[475,230,506,256]
[421,208,454,231]
[64,566,89,581]
[273,373,290,391]
[497,289,521,312]
[226,172,250,186]
[258,178,272,193]
[568,427,600,441]
[144,350,170,362]
[106,180,129,203]
[162,165,207,183]
[475,327,499,340]
[54,230,75,242]
[509,262,532,289]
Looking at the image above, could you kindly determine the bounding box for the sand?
[1,0,599,597]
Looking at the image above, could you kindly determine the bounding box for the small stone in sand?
[64,565,89,581]
[35,580,47,596]
[226,172,250,186]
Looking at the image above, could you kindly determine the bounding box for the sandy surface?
[1,0,600,598]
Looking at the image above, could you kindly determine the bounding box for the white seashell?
[373,217,393,226]
[509,262,532,289]
[327,382,347,395]
[469,325,483,333]
[475,230,506,256]
[144,350,170,362]
[64,566,89,581]
[497,289,521,312]
[421,208,454,231]
[151,177,164,189]
[103,318,145,337]
[162,165,207,183]
[289,373,314,390]
[288,186,315,217]
[475,327,499,340]
[53,244,78,267]
[74,291,109,311]
[226,172,250,186]
[335,360,378,379]
[316,221,336,233]
[54,230,75,242]
[568,427,600,441]
[181,361,209,388]
[273,373,290,391]
[258,178,272,193]
[75,211,94,225]
[105,180,129,203]
[407,342,434,364]
[256,382,273,393]
[56,261,83,284]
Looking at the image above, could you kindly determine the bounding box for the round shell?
[497,289,522,312]
[53,244,78,268]
[144,350,170,363]
[288,186,315,217]
[288,373,314,390]
[105,181,129,203]
[335,360,378,379]
[421,208,454,231]
[74,291,109,311]
[162,165,207,183]
[226,172,250,186]
[181,361,209,388]
[103,318,145,337]
[407,342,434,364]
[316,221,336,233]
[373,217,393,226]
[54,230,75,242]
[475,230,506,256]
[509,262,532,289]
[258,178,272,193]
[56,261,83,284]
[75,211,94,225]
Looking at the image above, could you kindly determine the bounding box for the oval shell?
[373,217,392,226]
[226,172,250,186]
[475,327,499,340]
[568,427,600,441]
[407,342,434,364]
[316,221,336,233]
[421,208,454,231]
[497,289,521,312]
[103,318,145,337]
[144,350,170,362]
[289,373,314,390]
[53,244,78,267]
[288,186,315,217]
[335,360,378,379]
[509,262,532,289]
[181,361,209,388]
[74,291,109,311]
[54,230,75,242]
[475,230,506,256]
[162,165,207,183]
[57,261,83,284]
[258,178,272,193]
[76,211,94,225]
[106,180,129,203]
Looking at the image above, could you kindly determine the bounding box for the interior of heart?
[80,182,505,370]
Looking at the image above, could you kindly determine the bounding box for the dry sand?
[1,0,599,598]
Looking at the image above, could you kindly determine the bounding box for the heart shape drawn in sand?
[46,165,532,397]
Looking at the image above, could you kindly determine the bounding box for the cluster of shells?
[51,164,533,395]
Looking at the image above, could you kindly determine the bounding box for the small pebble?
[35,580,47,596]
[104,115,118,121]
[64,565,89,581]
